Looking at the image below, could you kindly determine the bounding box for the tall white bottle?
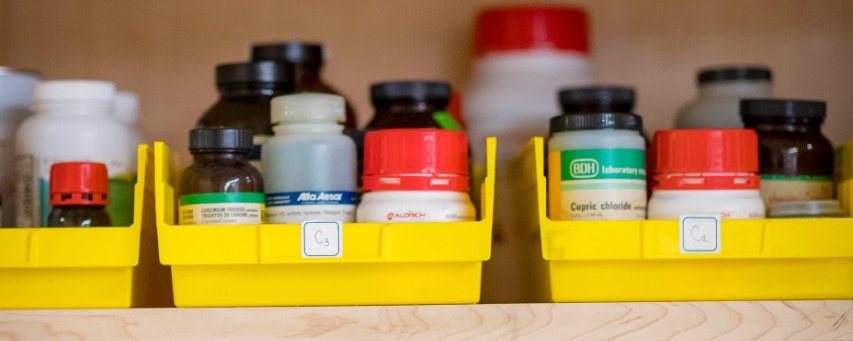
[114,91,147,173]
[463,5,591,303]
[262,93,357,224]
[15,80,135,227]
[675,66,773,129]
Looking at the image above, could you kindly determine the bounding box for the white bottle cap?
[271,93,344,124]
[33,80,115,104]
[114,91,139,124]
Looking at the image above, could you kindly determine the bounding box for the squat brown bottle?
[740,99,834,208]
[47,162,112,227]
[178,128,265,225]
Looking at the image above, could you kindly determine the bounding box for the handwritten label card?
[679,214,721,254]
[301,221,342,258]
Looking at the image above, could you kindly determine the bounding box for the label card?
[679,214,721,254]
[301,221,343,258]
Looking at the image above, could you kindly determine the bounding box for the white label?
[301,221,342,258]
[679,214,721,254]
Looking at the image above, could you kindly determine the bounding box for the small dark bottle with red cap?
[47,162,112,227]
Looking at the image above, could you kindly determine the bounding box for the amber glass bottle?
[178,128,265,225]
[251,42,357,129]
[740,99,834,207]
[47,162,112,227]
[366,81,452,129]
[196,61,293,168]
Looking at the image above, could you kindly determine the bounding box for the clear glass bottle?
[196,61,294,169]
[740,99,834,208]
[251,42,357,129]
[47,162,112,227]
[178,128,265,225]
[676,66,772,129]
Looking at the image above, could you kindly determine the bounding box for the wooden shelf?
[2,301,852,340]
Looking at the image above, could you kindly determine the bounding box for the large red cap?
[362,128,469,192]
[475,5,589,56]
[49,162,110,206]
[653,129,759,190]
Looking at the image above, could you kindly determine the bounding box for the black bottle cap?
[250,42,324,67]
[189,128,254,153]
[698,66,772,84]
[370,81,452,106]
[550,112,643,134]
[558,86,635,113]
[740,99,826,124]
[215,61,293,86]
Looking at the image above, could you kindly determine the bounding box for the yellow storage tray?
[517,137,853,302]
[0,145,172,309]
[154,138,494,307]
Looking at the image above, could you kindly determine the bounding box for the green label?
[560,149,646,181]
[760,174,834,181]
[179,192,265,205]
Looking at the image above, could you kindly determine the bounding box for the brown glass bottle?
[47,162,112,227]
[740,99,834,207]
[196,61,294,166]
[177,128,265,225]
[366,81,451,129]
[251,42,357,129]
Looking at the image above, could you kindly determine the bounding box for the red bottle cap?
[49,162,110,206]
[475,5,589,56]
[653,129,759,190]
[362,128,469,192]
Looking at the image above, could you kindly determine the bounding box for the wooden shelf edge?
[1,301,852,340]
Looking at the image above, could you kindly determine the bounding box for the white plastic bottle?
[547,112,647,220]
[675,66,772,129]
[0,67,40,226]
[463,5,591,303]
[114,91,147,149]
[262,93,356,224]
[356,128,475,223]
[15,80,135,227]
[647,129,765,220]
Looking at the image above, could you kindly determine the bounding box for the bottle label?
[265,191,356,224]
[15,154,134,227]
[548,149,647,220]
[179,192,265,225]
[759,175,834,207]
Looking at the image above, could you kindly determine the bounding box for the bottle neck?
[34,102,112,116]
[747,121,823,133]
[218,84,289,98]
[473,49,591,76]
[293,63,323,87]
[192,151,250,164]
[698,81,772,97]
[274,122,342,134]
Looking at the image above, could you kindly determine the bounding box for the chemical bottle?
[178,128,265,225]
[357,128,475,223]
[740,99,834,208]
[15,80,135,227]
[196,61,294,169]
[262,93,356,224]
[0,66,40,227]
[365,81,454,130]
[647,129,765,220]
[676,66,772,129]
[47,162,112,227]
[114,91,147,150]
[548,112,646,220]
[251,42,357,129]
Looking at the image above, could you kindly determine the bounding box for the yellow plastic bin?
[0,145,172,309]
[518,137,853,302]
[154,138,494,307]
